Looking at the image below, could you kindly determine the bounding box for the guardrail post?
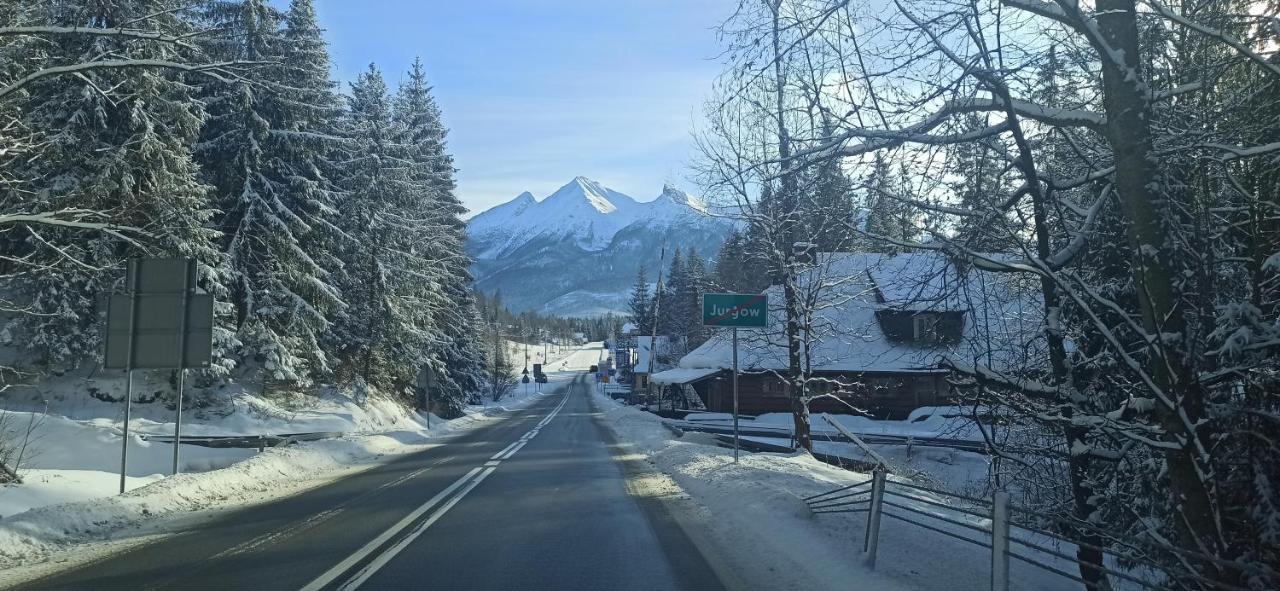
[991,491,1010,591]
[257,435,265,453]
[864,468,887,569]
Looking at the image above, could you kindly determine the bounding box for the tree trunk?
[1095,0,1223,561]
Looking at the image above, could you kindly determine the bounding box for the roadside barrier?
[803,469,1271,590]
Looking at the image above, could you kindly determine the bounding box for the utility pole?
[646,244,666,409]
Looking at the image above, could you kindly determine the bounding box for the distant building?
[651,251,1041,418]
[628,335,677,392]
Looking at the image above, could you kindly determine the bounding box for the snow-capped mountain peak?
[653,183,708,214]
[466,177,736,316]
[541,176,635,215]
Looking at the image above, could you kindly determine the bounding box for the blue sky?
[311,0,733,215]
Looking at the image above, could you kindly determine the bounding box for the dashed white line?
[301,384,576,591]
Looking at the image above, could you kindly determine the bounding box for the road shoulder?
[587,390,743,591]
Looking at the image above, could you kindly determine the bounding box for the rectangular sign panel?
[104,293,214,369]
[702,293,768,328]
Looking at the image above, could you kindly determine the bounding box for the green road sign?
[702,293,768,328]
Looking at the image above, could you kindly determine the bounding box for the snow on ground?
[685,406,1000,441]
[594,393,1086,591]
[0,345,601,573]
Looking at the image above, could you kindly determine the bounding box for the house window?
[913,313,940,345]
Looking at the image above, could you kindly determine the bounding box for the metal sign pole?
[119,260,140,494]
[171,260,193,476]
[733,326,740,463]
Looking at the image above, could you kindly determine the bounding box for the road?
[11,366,725,590]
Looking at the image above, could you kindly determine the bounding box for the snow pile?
[594,394,1077,590]
[0,392,542,571]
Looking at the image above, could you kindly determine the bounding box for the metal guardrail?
[140,431,346,450]
[670,419,991,453]
[804,470,1270,591]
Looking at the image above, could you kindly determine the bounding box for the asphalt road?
[11,375,725,591]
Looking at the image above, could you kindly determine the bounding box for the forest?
[0,0,492,417]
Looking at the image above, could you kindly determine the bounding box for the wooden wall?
[699,371,949,419]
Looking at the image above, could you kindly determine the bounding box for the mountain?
[467,177,735,317]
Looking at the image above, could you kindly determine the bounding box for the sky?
[311,0,733,216]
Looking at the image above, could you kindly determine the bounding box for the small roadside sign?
[701,292,767,464]
[702,293,768,328]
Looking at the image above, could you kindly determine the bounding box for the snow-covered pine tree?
[681,249,709,348]
[804,157,861,252]
[195,0,342,386]
[12,0,233,374]
[393,57,485,416]
[627,266,651,330]
[946,114,1020,252]
[861,154,914,252]
[330,63,447,399]
[657,247,684,341]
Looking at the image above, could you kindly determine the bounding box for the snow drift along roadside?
[593,394,1076,591]
[0,387,560,574]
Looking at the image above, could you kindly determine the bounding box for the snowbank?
[594,394,1077,591]
[0,346,600,573]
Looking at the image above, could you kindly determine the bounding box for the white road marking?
[489,441,520,460]
[298,467,482,591]
[301,384,576,591]
[336,467,498,591]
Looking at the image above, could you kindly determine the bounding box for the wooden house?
[651,252,1040,419]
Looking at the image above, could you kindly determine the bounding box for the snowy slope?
[466,177,735,316]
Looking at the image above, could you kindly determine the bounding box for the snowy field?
[0,345,602,573]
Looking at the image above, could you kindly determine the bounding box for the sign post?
[117,261,141,494]
[701,293,768,463]
[105,258,213,484]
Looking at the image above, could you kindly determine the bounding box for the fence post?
[991,491,1010,591]
[864,468,887,569]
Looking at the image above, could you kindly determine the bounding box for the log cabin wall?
[700,371,949,419]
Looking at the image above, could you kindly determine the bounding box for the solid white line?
[489,441,520,460]
[496,440,528,460]
[302,387,575,591]
[297,466,482,591]
[336,467,498,591]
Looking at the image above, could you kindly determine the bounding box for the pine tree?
[13,0,233,374]
[657,247,684,338]
[805,158,861,252]
[862,154,915,252]
[394,57,484,416]
[196,0,342,385]
[329,64,424,391]
[948,114,1019,251]
[627,266,651,330]
[682,249,709,348]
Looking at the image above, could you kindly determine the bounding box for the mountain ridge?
[466,177,735,317]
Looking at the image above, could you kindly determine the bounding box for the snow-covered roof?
[621,322,639,334]
[632,335,675,374]
[679,251,1043,374]
[651,367,721,385]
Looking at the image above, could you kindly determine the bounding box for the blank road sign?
[104,293,213,369]
[103,258,214,370]
[702,293,768,328]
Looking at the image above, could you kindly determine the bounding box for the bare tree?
[702,0,1280,586]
